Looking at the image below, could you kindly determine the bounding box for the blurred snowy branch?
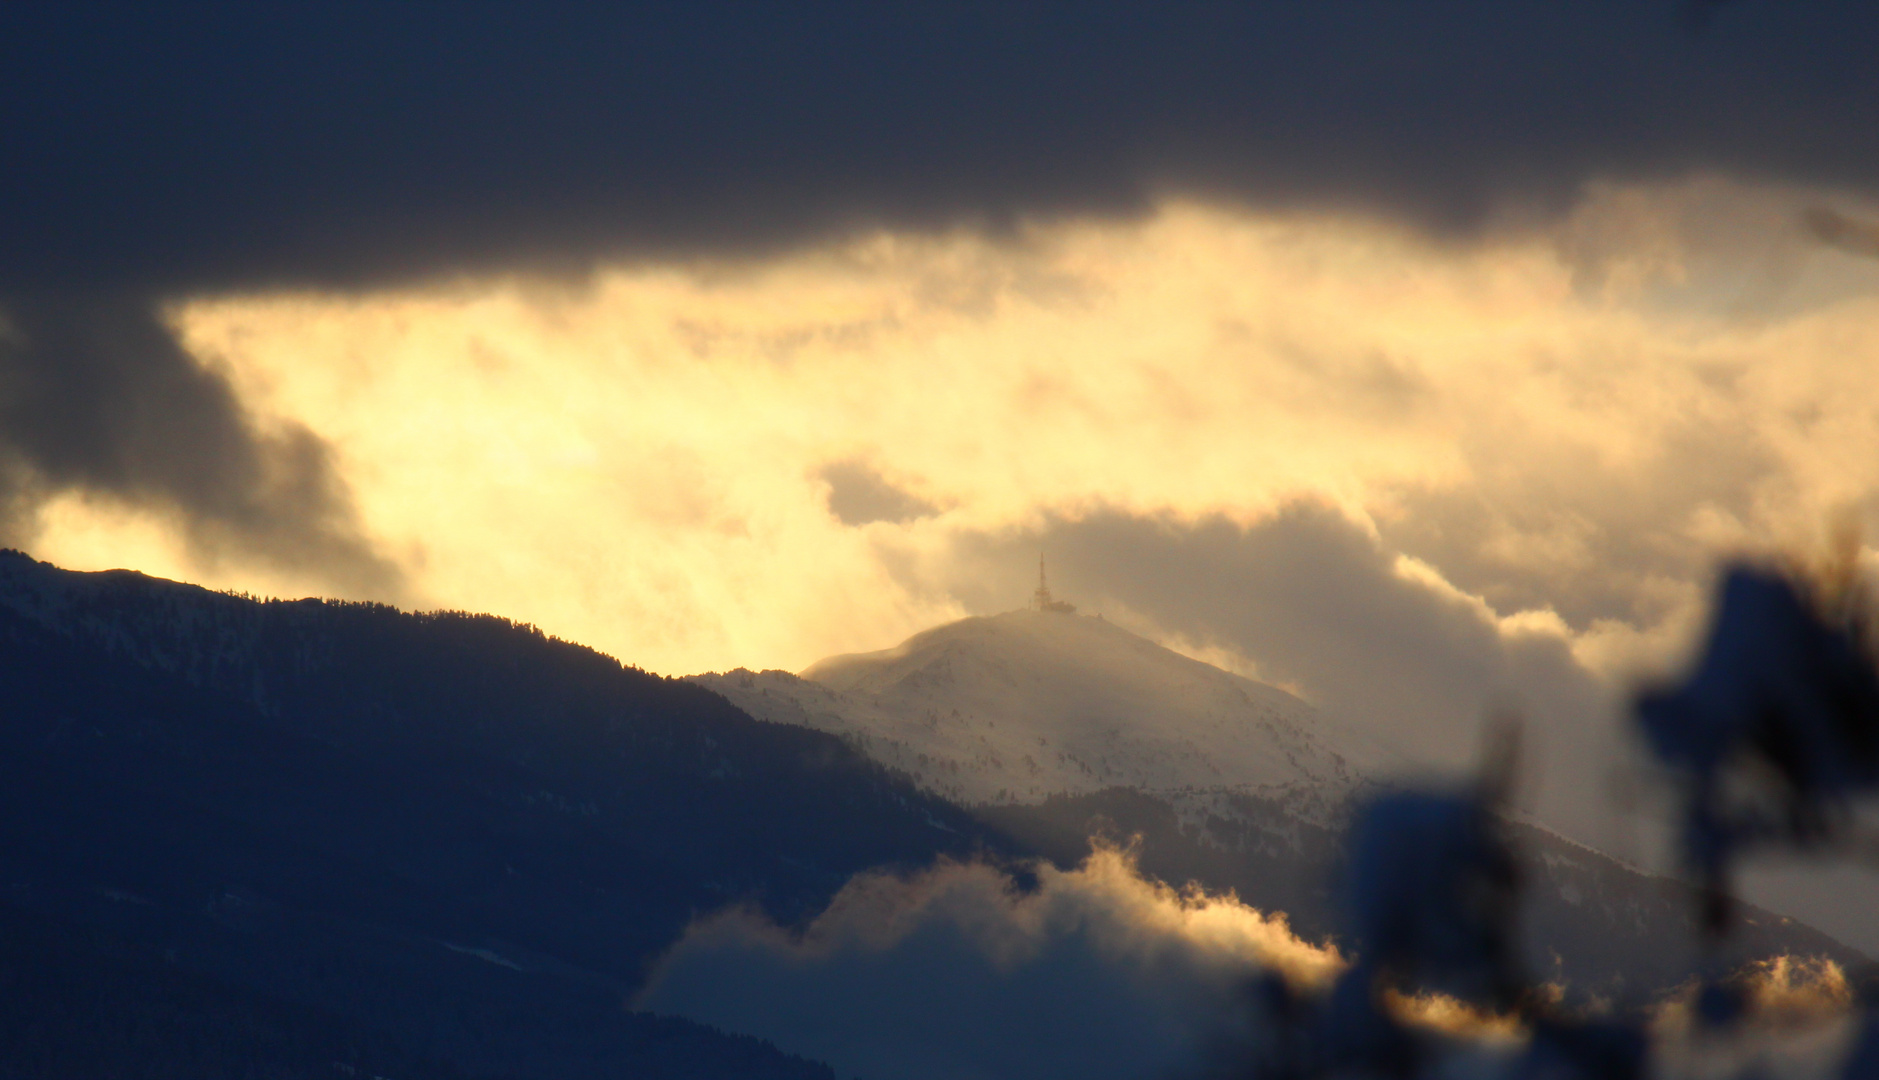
[1232,560,1879,1079]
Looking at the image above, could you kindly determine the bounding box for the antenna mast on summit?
[1032,555,1076,614]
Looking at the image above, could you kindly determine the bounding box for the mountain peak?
[697,609,1404,808]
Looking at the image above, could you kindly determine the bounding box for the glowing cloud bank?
[637,846,1343,1080]
[34,186,1859,681]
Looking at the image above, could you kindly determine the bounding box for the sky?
[10,1,1879,943]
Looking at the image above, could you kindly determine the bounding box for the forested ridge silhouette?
[0,550,998,1078]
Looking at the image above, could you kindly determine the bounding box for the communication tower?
[1031,556,1077,614]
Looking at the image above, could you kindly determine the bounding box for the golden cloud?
[21,185,1879,686]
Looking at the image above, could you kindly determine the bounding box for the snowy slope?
[690,608,1404,813]
[689,611,1869,998]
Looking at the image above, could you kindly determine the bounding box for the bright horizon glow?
[22,185,1879,687]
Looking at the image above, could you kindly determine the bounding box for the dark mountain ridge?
[0,550,1863,1077]
[0,550,1005,1078]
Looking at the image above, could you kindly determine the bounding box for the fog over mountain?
[705,607,1399,808]
[640,847,1346,1080]
[689,603,1859,1020]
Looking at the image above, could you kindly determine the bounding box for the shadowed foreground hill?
[0,900,508,1080]
[0,551,1004,1079]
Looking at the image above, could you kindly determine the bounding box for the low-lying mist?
[636,843,1574,1080]
[639,841,1864,1080]
[638,845,1337,1080]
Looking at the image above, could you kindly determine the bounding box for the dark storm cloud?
[3,0,1876,585]
[820,461,939,527]
[0,296,399,593]
[1805,207,1879,260]
[12,1,1879,295]
[945,504,1621,844]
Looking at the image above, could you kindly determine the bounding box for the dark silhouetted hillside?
[0,899,508,1080]
[0,551,997,1079]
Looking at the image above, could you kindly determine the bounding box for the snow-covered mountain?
[692,608,1403,818]
[691,606,1866,999]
